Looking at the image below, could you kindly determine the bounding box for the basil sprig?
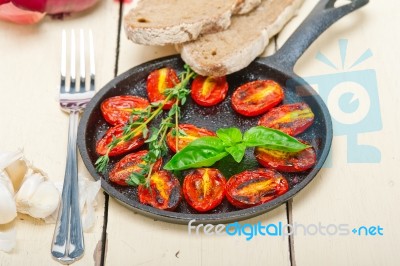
[163,126,310,171]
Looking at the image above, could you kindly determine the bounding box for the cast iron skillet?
[78,0,368,224]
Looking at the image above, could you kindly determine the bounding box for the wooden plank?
[105,2,290,266]
[277,0,400,265]
[0,1,119,265]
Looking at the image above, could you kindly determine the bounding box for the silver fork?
[51,29,95,264]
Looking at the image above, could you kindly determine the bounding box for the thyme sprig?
[95,65,196,186]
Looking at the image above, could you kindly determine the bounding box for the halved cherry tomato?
[166,124,216,153]
[254,144,316,172]
[191,75,229,107]
[96,124,146,156]
[226,168,289,209]
[258,102,314,136]
[231,80,284,116]
[147,67,179,110]
[183,168,226,212]
[108,150,163,186]
[138,170,182,211]
[101,95,149,126]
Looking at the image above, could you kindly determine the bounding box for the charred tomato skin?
[100,95,149,126]
[146,67,179,110]
[166,124,216,153]
[191,75,229,107]
[226,168,289,209]
[138,170,182,211]
[108,150,163,186]
[258,102,314,136]
[183,168,226,212]
[95,124,146,156]
[231,80,284,117]
[254,144,316,172]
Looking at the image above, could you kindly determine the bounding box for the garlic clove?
[5,158,28,192]
[0,182,17,225]
[27,181,60,219]
[15,173,44,214]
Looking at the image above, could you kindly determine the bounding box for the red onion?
[1,0,100,15]
[0,2,45,24]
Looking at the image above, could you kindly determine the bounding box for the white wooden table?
[1,0,399,265]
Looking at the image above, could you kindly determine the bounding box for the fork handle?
[51,110,85,264]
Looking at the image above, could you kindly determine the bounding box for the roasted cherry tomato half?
[147,67,179,110]
[183,168,226,212]
[166,124,216,153]
[96,124,146,156]
[231,80,284,116]
[138,170,182,211]
[191,75,229,107]
[108,150,163,186]
[258,102,314,136]
[226,168,289,209]
[254,144,316,172]
[100,95,149,126]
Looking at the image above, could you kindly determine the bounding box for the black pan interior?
[77,55,332,224]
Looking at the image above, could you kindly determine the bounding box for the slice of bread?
[234,0,262,14]
[177,0,304,77]
[124,0,261,46]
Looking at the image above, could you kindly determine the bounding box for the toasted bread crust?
[123,0,262,46]
[177,0,304,76]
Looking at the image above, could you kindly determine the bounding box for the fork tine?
[70,29,76,93]
[60,30,67,94]
[79,29,86,92]
[89,30,95,91]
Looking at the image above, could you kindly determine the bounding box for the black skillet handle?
[264,0,369,71]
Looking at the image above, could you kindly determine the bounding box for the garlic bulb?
[0,175,17,224]
[26,181,60,219]
[15,173,60,219]
[14,173,44,212]
[0,149,63,253]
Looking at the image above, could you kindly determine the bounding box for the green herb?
[163,126,310,171]
[96,65,196,186]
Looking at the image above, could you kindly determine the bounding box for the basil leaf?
[225,143,247,163]
[216,127,243,145]
[164,137,229,170]
[243,126,309,152]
